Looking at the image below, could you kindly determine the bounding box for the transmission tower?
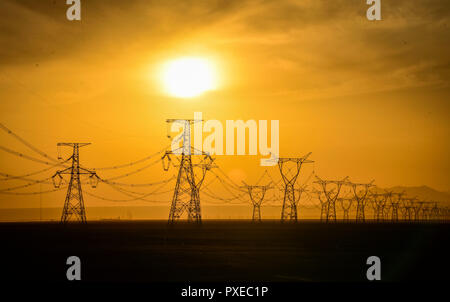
[313,188,331,221]
[439,207,449,222]
[383,203,391,221]
[389,192,404,222]
[401,197,416,222]
[347,180,374,223]
[338,198,353,222]
[163,119,215,224]
[378,191,394,222]
[314,176,348,223]
[52,143,97,223]
[241,182,272,222]
[412,201,425,222]
[430,202,440,221]
[421,202,432,222]
[277,153,314,222]
[370,192,385,222]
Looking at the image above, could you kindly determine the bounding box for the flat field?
[0,221,447,282]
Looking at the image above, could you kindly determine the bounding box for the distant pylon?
[314,176,348,223]
[241,182,272,222]
[163,119,215,224]
[278,153,314,222]
[339,198,353,222]
[313,189,330,221]
[412,201,425,222]
[421,202,431,222]
[383,203,391,221]
[52,143,97,223]
[370,192,385,222]
[378,191,393,222]
[401,197,416,222]
[430,202,439,221]
[348,180,374,223]
[399,197,410,221]
[390,192,404,222]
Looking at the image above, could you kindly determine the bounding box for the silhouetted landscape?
[0,221,448,282]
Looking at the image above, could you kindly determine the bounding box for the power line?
[0,175,55,192]
[85,177,175,202]
[0,158,70,181]
[98,175,175,187]
[0,122,59,163]
[0,145,66,166]
[92,145,170,170]
[99,157,163,181]
[0,186,66,195]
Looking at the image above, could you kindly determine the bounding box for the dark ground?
[0,220,448,282]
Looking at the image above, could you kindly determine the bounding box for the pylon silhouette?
[348,181,374,223]
[370,192,385,222]
[339,197,353,222]
[430,202,440,221]
[401,197,416,222]
[412,201,425,222]
[314,176,348,223]
[277,153,313,222]
[313,188,332,221]
[162,119,214,224]
[389,192,404,222]
[241,182,272,222]
[52,143,97,223]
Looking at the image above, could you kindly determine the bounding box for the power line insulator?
[52,172,62,188]
[161,152,171,171]
[89,173,99,188]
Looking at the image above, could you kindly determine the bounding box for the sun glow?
[162,57,217,98]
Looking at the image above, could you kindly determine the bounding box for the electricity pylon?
[163,118,215,224]
[313,188,331,221]
[383,203,391,221]
[52,143,97,223]
[399,204,408,221]
[390,192,404,222]
[314,176,348,223]
[241,182,272,222]
[430,202,440,221]
[412,201,425,222]
[370,192,386,222]
[379,191,394,222]
[338,197,353,222]
[421,202,431,222]
[348,180,374,223]
[402,197,416,222]
[439,207,449,222]
[277,153,314,222]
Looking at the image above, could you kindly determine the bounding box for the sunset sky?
[0,0,449,215]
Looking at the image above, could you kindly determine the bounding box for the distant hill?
[381,185,450,204]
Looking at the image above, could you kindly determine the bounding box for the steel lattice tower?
[389,192,404,222]
[412,201,425,222]
[163,119,214,224]
[339,198,353,222]
[347,181,373,223]
[370,193,385,222]
[401,197,416,222]
[430,202,439,221]
[52,143,97,223]
[313,189,332,221]
[278,153,313,222]
[383,203,391,221]
[241,183,272,222]
[421,203,431,222]
[314,176,348,223]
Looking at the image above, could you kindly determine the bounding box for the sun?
[162,57,217,98]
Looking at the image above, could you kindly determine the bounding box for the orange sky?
[0,0,449,214]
